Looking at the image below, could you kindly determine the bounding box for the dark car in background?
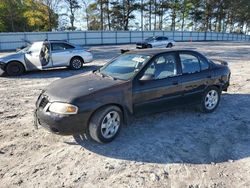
[34,49,230,143]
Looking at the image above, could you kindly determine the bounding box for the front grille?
[39,97,49,109]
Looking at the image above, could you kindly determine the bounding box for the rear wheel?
[88,105,123,143]
[147,44,152,48]
[199,86,221,113]
[167,43,173,48]
[6,61,25,76]
[69,57,83,70]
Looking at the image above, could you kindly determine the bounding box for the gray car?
[0,40,93,76]
[136,36,175,49]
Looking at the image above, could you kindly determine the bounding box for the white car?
[0,40,93,76]
[136,36,175,49]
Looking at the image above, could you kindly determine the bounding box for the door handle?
[172,81,178,85]
[207,75,212,78]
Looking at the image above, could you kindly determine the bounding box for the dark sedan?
[34,49,230,143]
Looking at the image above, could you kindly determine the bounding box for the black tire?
[167,43,173,48]
[5,61,25,76]
[147,44,152,48]
[199,86,221,113]
[88,105,123,143]
[69,57,83,70]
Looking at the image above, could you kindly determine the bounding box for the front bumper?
[0,62,6,70]
[34,109,88,135]
[34,94,90,135]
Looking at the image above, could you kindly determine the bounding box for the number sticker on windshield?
[132,56,146,63]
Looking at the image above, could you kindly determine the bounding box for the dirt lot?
[0,42,250,188]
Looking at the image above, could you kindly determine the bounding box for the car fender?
[74,83,133,125]
[0,53,27,71]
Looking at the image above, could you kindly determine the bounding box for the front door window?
[143,53,177,80]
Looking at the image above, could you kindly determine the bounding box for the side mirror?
[139,73,154,82]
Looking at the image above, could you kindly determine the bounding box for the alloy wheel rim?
[205,90,219,110]
[72,59,81,69]
[101,111,120,139]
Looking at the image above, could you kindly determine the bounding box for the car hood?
[45,72,124,102]
[0,52,24,62]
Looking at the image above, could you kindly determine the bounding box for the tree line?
[0,0,249,34]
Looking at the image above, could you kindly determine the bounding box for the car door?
[24,42,43,70]
[177,51,212,103]
[51,42,75,67]
[132,52,183,115]
[153,37,163,47]
[39,42,53,69]
[161,37,169,46]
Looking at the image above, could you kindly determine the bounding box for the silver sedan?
[0,40,93,76]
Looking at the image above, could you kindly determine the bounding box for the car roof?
[44,40,68,43]
[125,48,198,56]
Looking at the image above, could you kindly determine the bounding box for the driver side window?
[144,53,177,80]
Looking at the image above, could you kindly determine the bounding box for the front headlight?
[49,102,78,115]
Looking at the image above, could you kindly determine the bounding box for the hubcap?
[72,59,81,69]
[205,90,219,110]
[11,65,20,73]
[101,111,120,139]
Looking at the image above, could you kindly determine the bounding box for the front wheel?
[147,44,152,48]
[69,57,83,70]
[88,106,123,143]
[6,61,25,76]
[199,86,221,113]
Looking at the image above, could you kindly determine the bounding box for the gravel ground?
[0,42,250,188]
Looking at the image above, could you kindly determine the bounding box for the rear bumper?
[84,53,93,63]
[222,81,230,92]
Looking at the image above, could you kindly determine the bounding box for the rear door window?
[51,43,75,51]
[180,53,200,74]
[200,58,209,70]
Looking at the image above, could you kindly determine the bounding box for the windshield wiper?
[103,73,117,80]
[95,70,117,80]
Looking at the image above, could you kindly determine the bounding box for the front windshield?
[18,42,43,53]
[99,54,151,80]
[18,45,31,53]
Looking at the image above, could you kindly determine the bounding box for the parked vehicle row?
[0,36,175,76]
[34,48,230,143]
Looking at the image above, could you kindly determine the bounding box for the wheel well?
[212,85,222,90]
[71,56,84,64]
[87,103,126,128]
[6,61,26,71]
[206,85,222,92]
